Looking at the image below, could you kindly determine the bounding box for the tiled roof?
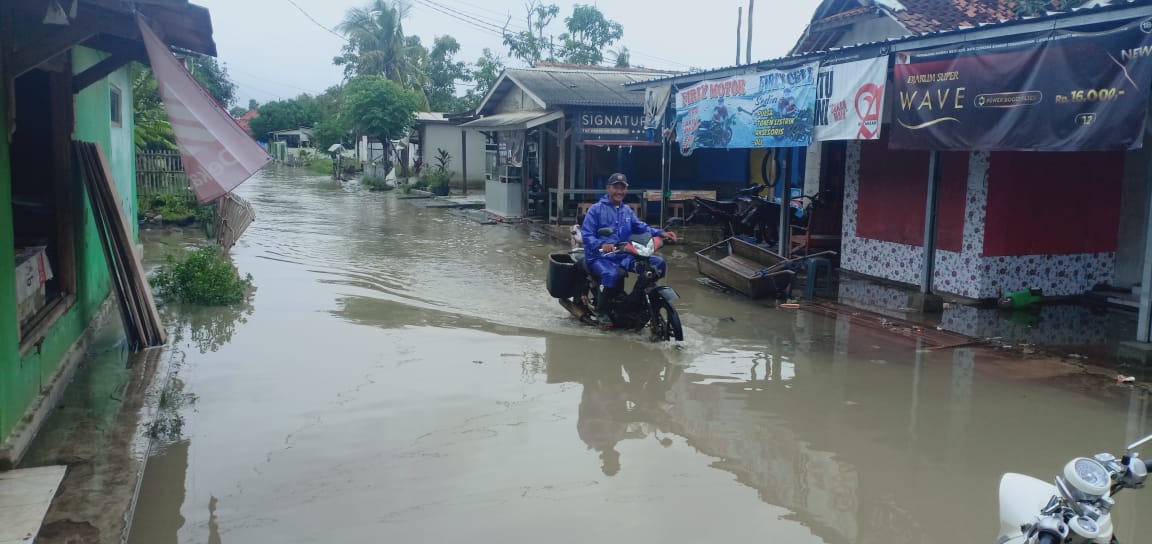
[891,0,1019,34]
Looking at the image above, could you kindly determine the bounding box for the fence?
[136,149,194,203]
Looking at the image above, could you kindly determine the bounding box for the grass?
[151,246,253,305]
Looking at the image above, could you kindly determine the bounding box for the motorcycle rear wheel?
[650,300,684,342]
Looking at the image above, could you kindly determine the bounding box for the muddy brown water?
[128,167,1152,543]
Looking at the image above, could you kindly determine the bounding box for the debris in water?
[1117,374,1136,384]
[720,316,736,322]
[472,360,484,365]
[780,303,800,309]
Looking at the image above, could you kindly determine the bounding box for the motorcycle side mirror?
[1127,432,1152,453]
[597,227,615,237]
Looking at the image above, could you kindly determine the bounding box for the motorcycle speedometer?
[1064,457,1111,497]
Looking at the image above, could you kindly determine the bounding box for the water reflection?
[128,167,1152,544]
[162,301,254,354]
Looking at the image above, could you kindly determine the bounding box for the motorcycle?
[668,184,781,245]
[997,432,1152,544]
[547,227,684,342]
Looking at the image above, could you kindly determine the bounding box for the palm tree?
[334,0,427,93]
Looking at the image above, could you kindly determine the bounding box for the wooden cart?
[695,237,796,299]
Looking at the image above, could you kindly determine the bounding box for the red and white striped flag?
[137,17,270,204]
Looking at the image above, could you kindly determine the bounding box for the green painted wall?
[0,53,18,439]
[1,47,137,442]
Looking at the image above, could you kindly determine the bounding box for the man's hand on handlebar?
[661,231,678,242]
[601,243,616,254]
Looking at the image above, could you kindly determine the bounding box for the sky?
[192,0,825,107]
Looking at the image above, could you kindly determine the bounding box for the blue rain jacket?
[580,194,663,264]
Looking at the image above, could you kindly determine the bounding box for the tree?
[426,35,471,112]
[334,0,425,92]
[229,106,247,117]
[185,54,238,109]
[502,1,559,65]
[340,75,422,173]
[311,86,353,151]
[463,48,504,110]
[248,99,259,111]
[131,63,175,150]
[557,5,623,66]
[247,97,318,140]
[613,46,631,68]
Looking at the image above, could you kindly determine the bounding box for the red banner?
[138,17,270,203]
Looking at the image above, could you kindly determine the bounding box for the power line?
[230,67,325,95]
[422,0,528,33]
[408,0,505,37]
[284,0,348,42]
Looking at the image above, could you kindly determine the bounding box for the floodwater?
[129,167,1152,544]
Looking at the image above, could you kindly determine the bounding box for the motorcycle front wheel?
[650,299,684,342]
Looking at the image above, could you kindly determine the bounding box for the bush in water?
[152,246,252,305]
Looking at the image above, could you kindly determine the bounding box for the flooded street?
[129,167,1152,543]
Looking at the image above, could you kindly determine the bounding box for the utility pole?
[736,7,743,65]
[746,0,755,65]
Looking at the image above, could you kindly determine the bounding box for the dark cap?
[607,173,629,187]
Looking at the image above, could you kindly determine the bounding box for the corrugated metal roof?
[504,68,653,107]
[627,0,1152,89]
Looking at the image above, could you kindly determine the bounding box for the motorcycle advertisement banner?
[890,18,1152,151]
[814,55,888,141]
[675,62,819,153]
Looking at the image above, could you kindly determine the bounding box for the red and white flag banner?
[137,17,270,204]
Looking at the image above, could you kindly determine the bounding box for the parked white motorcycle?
[997,433,1152,544]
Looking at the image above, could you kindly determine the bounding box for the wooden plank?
[77,144,146,348]
[92,144,167,345]
[0,465,67,544]
[80,142,166,347]
[644,190,716,202]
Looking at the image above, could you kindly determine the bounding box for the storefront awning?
[459,110,563,131]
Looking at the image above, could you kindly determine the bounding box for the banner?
[138,17,271,204]
[675,62,819,153]
[642,85,672,130]
[891,18,1152,151]
[814,55,887,141]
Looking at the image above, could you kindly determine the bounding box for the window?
[110,84,122,126]
[12,68,78,352]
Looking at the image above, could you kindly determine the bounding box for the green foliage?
[335,0,427,92]
[185,54,238,109]
[248,98,318,140]
[557,4,623,66]
[152,246,253,306]
[362,175,394,191]
[139,192,197,222]
[341,75,422,145]
[463,48,504,110]
[147,379,196,441]
[613,46,631,68]
[426,35,472,112]
[308,157,335,175]
[502,1,560,65]
[419,147,453,194]
[501,3,624,67]
[132,63,176,151]
[1014,0,1090,16]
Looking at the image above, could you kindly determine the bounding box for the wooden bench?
[643,190,717,202]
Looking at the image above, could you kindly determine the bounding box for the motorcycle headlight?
[1064,457,1111,498]
[632,239,655,257]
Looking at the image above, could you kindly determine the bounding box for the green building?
[0,1,217,467]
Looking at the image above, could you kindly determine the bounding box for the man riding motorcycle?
[580,173,678,328]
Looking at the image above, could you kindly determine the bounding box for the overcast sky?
[192,0,824,106]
